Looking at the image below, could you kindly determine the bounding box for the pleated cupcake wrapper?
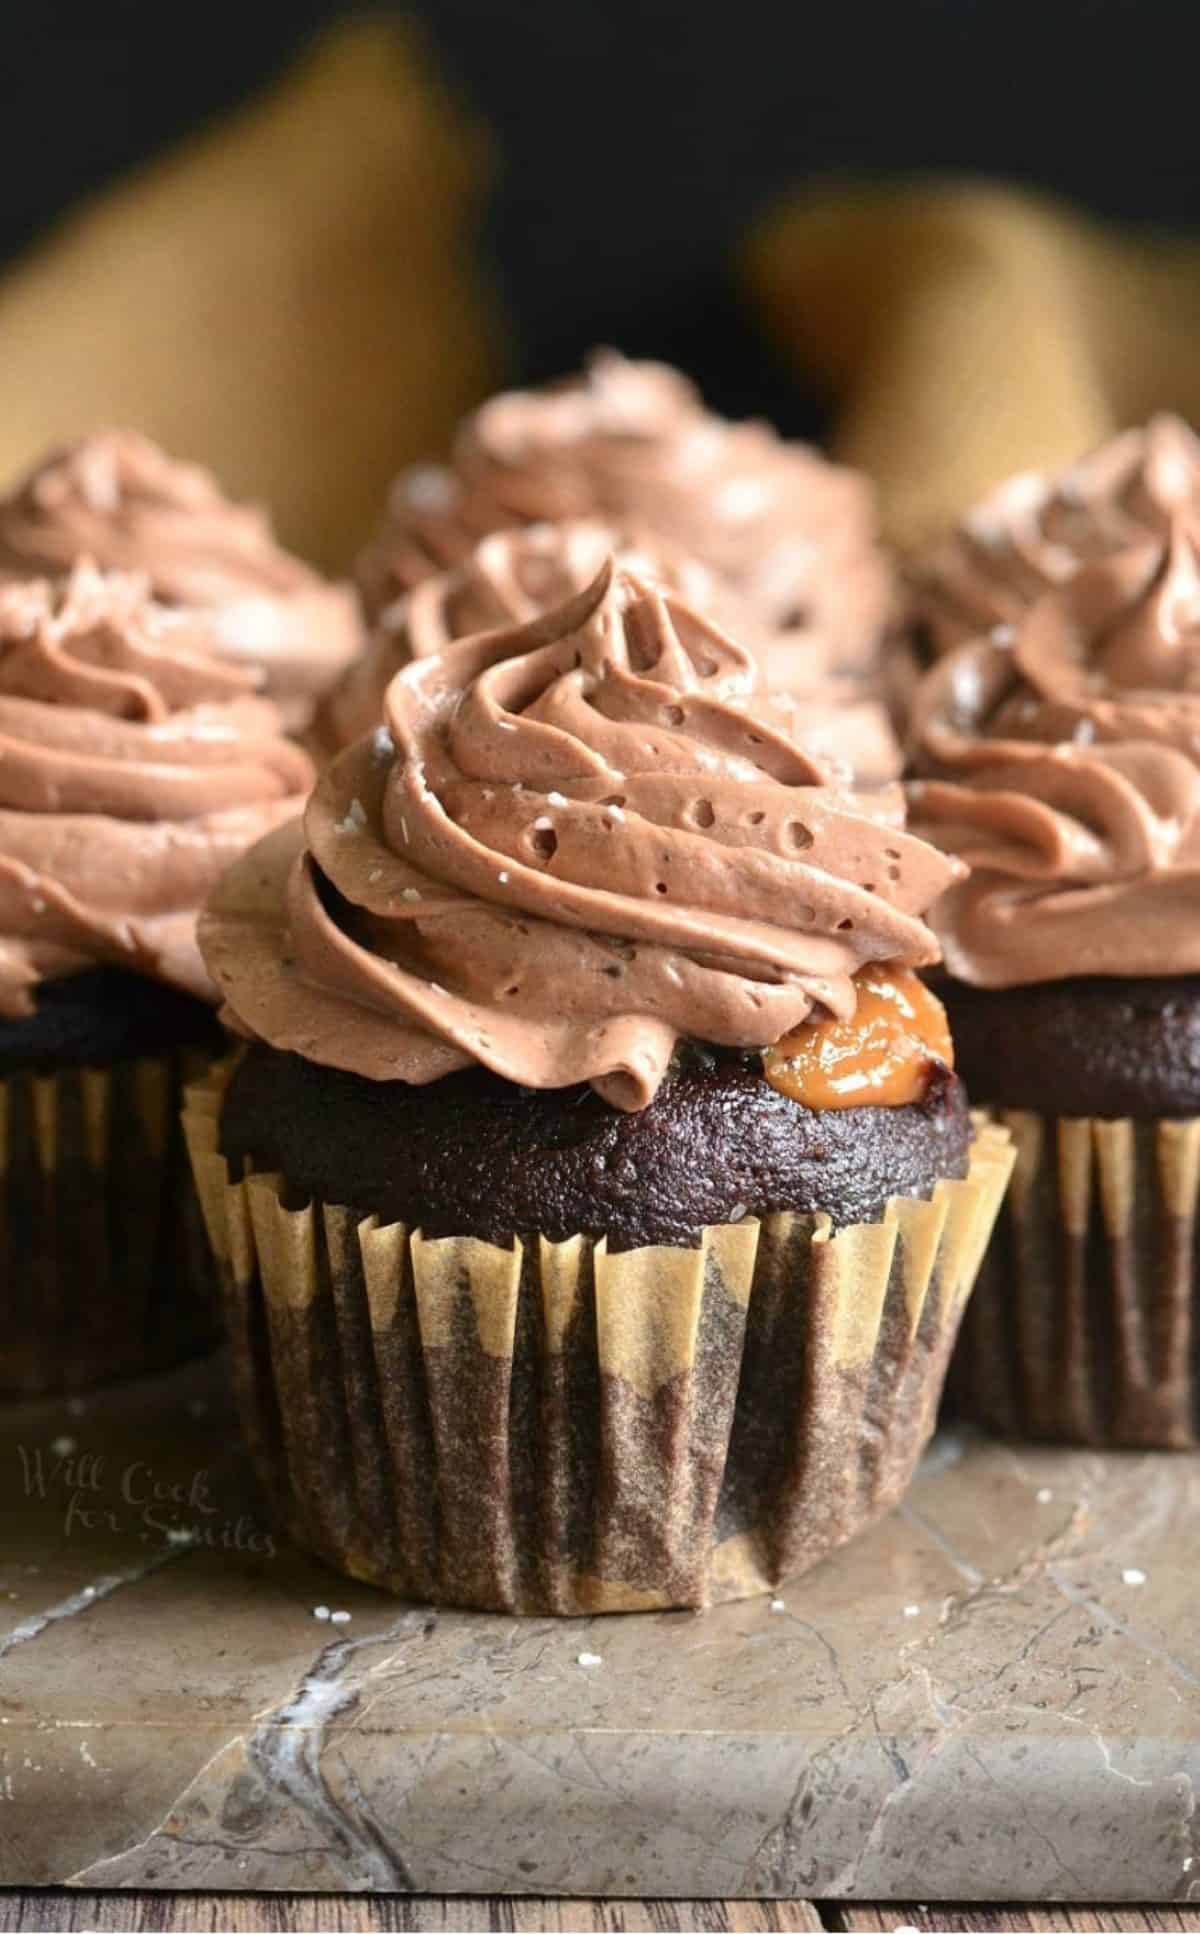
[184,1061,1013,1613]
[951,1109,1200,1448]
[0,1051,222,1398]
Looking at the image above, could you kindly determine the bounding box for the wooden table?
[1,1895,1199,1929]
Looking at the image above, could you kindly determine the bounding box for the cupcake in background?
[355,348,894,681]
[908,413,1200,661]
[187,562,1011,1614]
[0,432,362,733]
[0,564,313,1395]
[910,523,1200,1446]
[322,519,901,785]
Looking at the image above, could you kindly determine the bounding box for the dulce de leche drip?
[763,966,953,1108]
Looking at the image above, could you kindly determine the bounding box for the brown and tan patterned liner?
[0,1053,221,1398]
[952,1109,1200,1448]
[185,1061,1013,1613]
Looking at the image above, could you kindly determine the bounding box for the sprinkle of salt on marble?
[1122,1567,1147,1586]
[313,1605,331,1621]
[577,1651,603,1668]
[903,1604,921,1618]
[1036,1488,1053,1503]
[769,1597,785,1613]
[330,1610,352,1624]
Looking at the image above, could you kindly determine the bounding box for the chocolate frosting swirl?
[909,525,1200,987]
[326,520,899,783]
[355,350,892,674]
[910,414,1200,656]
[0,565,313,1016]
[0,432,361,728]
[204,565,956,1111]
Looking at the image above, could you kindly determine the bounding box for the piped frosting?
[0,564,313,1014]
[356,350,892,675]
[204,564,956,1110]
[909,414,1200,657]
[0,432,361,728]
[910,524,1200,986]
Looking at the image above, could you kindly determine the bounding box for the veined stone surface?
[0,1359,1195,1899]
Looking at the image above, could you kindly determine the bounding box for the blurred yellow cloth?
[0,20,500,574]
[744,179,1200,547]
[1,18,1200,573]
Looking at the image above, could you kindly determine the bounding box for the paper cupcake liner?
[185,1062,1013,1612]
[951,1109,1200,1448]
[0,1052,222,1398]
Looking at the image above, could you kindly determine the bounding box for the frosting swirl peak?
[323,518,900,783]
[0,565,313,1015]
[910,414,1200,656]
[204,564,956,1110]
[355,350,892,674]
[909,526,1200,987]
[0,432,361,728]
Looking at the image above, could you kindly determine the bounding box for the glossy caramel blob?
[763,966,953,1109]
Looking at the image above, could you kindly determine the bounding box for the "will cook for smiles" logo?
[17,1440,277,1557]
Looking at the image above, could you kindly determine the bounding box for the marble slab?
[0,1356,1196,1901]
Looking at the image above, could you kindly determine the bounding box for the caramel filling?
[763,966,953,1110]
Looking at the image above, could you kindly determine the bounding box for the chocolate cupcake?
[0,432,362,732]
[186,563,1011,1613]
[355,348,893,680]
[0,565,313,1395]
[908,413,1200,660]
[910,524,1200,1446]
[324,518,899,785]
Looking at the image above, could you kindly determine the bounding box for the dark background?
[5,1,1197,432]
